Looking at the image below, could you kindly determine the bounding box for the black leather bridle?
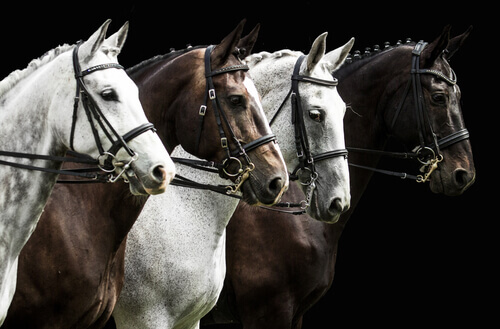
[347,40,470,182]
[270,55,348,185]
[0,42,157,183]
[172,45,278,195]
[263,55,348,213]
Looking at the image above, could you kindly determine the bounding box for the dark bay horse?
[3,20,288,329]
[202,26,475,329]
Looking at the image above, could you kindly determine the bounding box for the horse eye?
[101,88,117,101]
[308,109,324,122]
[229,95,242,106]
[431,93,447,105]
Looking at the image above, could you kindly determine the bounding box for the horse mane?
[126,45,206,76]
[334,40,416,80]
[126,44,249,76]
[0,43,75,97]
[244,49,302,67]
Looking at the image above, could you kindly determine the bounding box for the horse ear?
[445,26,472,60]
[324,37,355,72]
[421,25,451,67]
[305,32,328,73]
[103,21,129,56]
[212,19,246,67]
[237,23,260,59]
[79,19,111,62]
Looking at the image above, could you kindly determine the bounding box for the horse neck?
[335,50,408,222]
[130,50,203,153]
[338,56,395,148]
[0,57,71,256]
[0,59,67,156]
[249,55,296,110]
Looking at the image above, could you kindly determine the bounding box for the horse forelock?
[0,44,75,97]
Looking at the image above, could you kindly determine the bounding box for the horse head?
[63,20,175,195]
[144,20,288,206]
[244,32,354,223]
[383,26,475,195]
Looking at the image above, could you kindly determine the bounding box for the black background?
[0,3,490,328]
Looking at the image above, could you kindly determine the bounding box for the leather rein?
[0,42,156,183]
[347,40,470,182]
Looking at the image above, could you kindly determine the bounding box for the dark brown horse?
[202,26,475,329]
[3,20,288,329]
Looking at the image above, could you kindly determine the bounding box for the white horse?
[0,20,175,324]
[244,32,354,222]
[113,31,353,329]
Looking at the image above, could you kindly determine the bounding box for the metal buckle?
[199,105,207,116]
[209,89,216,100]
[221,137,228,149]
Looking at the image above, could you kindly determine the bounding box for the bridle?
[267,55,348,211]
[0,42,156,183]
[347,40,470,183]
[70,40,158,181]
[171,45,278,195]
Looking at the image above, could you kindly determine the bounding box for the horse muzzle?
[125,159,175,196]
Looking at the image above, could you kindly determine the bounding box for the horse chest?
[117,169,238,328]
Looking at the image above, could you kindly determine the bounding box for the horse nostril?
[151,165,166,184]
[268,177,284,195]
[329,198,347,214]
[453,168,470,189]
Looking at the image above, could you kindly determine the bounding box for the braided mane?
[126,46,205,76]
[126,45,248,76]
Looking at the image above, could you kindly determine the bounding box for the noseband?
[348,40,470,182]
[0,43,157,183]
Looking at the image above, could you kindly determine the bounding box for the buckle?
[199,105,207,116]
[221,137,228,148]
[209,89,216,100]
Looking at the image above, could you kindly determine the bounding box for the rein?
[0,42,157,183]
[346,41,470,182]
[171,46,277,195]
